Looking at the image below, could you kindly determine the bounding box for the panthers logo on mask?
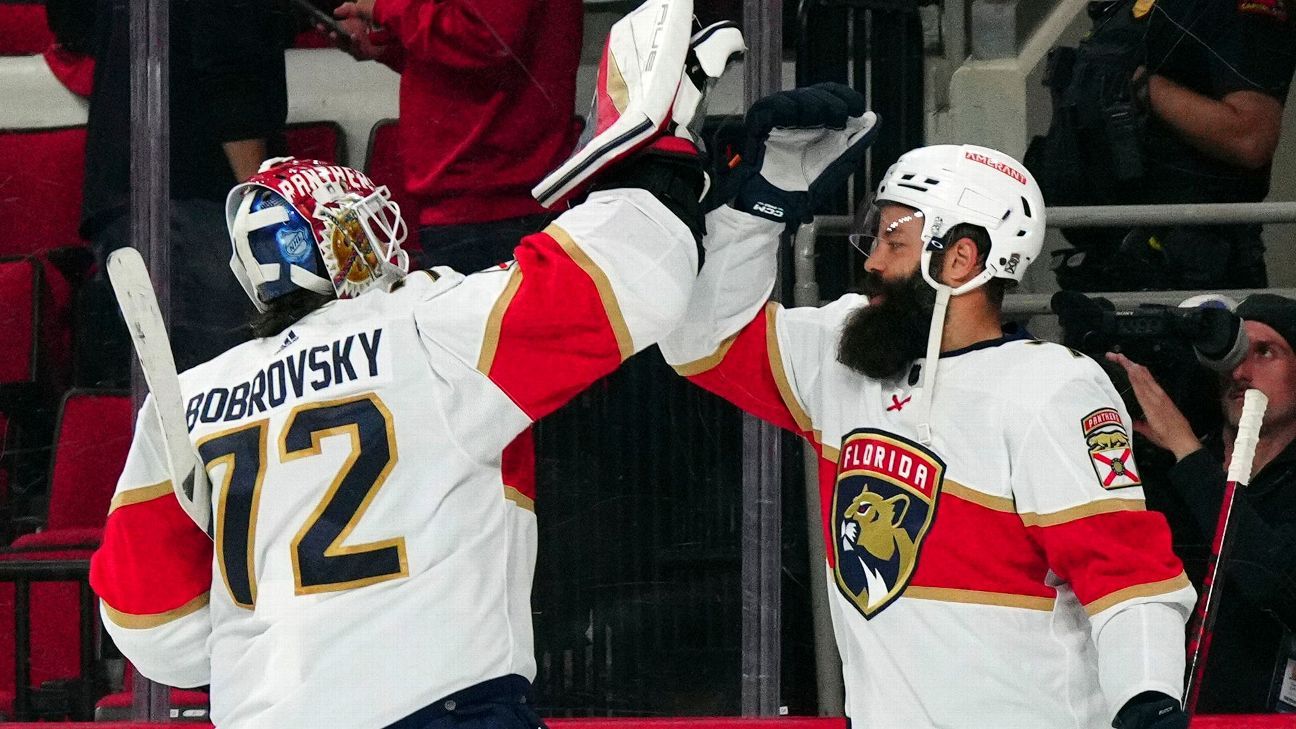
[832,429,945,619]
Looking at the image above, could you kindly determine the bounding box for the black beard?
[837,270,937,380]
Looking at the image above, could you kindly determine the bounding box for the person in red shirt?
[332,0,582,274]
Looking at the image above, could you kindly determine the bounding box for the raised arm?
[475,187,699,420]
[417,173,703,464]
[660,83,878,435]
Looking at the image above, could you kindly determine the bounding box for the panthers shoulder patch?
[1082,408,1140,490]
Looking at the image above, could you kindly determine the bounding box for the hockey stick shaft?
[1184,388,1268,713]
[107,247,214,537]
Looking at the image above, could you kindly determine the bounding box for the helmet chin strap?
[910,244,991,445]
[913,284,950,445]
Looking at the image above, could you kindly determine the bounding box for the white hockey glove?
[730,83,880,225]
[530,0,695,207]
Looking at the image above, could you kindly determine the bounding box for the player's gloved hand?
[1111,692,1189,729]
[730,82,879,225]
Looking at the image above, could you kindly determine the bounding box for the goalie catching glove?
[531,0,744,207]
[730,82,879,225]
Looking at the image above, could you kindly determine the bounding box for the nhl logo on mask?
[1082,408,1141,489]
[831,429,946,619]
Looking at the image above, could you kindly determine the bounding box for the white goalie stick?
[107,247,214,538]
[1184,387,1269,713]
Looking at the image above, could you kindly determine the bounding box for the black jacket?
[78,0,294,238]
[1169,433,1296,713]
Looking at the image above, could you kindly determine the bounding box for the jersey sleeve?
[89,397,214,689]
[660,205,858,448]
[1008,365,1195,715]
[417,187,697,430]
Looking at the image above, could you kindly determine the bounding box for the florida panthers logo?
[1083,408,1140,489]
[832,429,945,619]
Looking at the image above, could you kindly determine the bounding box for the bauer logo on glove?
[731,82,880,225]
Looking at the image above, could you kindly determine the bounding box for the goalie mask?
[226,157,410,312]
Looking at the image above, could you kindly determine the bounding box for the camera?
[1050,291,1244,433]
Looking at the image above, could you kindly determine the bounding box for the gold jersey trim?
[672,334,738,377]
[766,303,818,437]
[942,480,1016,513]
[504,486,535,512]
[548,224,634,361]
[904,586,1056,611]
[102,592,210,629]
[1020,497,1146,528]
[477,266,524,375]
[1084,573,1192,616]
[108,481,174,515]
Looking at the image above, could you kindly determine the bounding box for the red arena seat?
[0,4,53,56]
[0,258,41,389]
[0,390,132,720]
[0,127,88,257]
[363,118,418,256]
[285,120,345,166]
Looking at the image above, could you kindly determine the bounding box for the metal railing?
[802,202,1296,314]
[813,201,1296,234]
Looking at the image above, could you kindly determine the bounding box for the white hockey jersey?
[660,207,1196,728]
[90,189,698,729]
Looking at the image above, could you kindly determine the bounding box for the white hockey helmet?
[866,144,1045,296]
[225,157,409,312]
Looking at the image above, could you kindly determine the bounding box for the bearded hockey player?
[88,0,742,725]
[660,86,1195,729]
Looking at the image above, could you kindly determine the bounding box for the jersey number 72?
[196,393,406,608]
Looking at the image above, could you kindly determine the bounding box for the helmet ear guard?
[860,145,1044,446]
[225,158,410,311]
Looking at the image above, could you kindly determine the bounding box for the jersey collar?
[940,322,1033,359]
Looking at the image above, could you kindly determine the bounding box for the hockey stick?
[107,247,214,538]
[1183,388,1269,713]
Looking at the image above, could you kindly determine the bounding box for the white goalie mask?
[225,157,410,312]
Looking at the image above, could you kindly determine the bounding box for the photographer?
[1028,0,1296,292]
[1106,293,1296,713]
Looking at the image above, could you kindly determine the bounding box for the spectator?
[1028,0,1296,292]
[331,0,582,274]
[1108,293,1296,713]
[79,0,294,374]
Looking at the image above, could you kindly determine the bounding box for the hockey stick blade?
[107,248,214,538]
